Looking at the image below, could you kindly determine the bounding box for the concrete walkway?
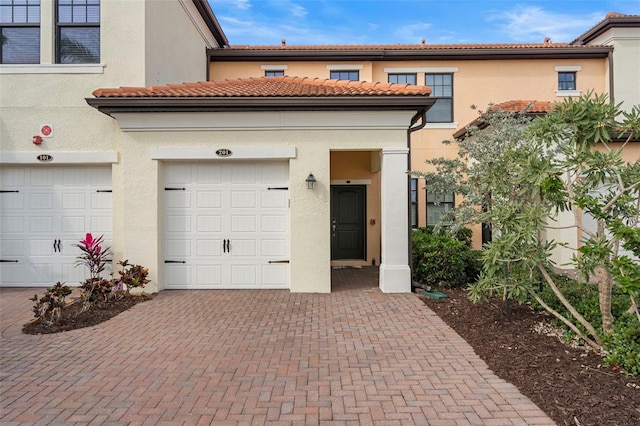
[0,267,554,425]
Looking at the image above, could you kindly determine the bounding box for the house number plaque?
[36,154,53,162]
[216,149,232,157]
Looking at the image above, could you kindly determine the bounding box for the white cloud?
[212,0,251,11]
[488,6,603,43]
[392,22,433,44]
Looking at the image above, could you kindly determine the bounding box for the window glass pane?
[389,74,416,85]
[27,4,39,22]
[58,5,71,22]
[1,27,39,63]
[72,5,86,22]
[0,6,11,22]
[13,5,26,22]
[265,70,284,77]
[330,70,358,81]
[426,98,452,122]
[59,26,99,63]
[427,203,453,226]
[86,4,98,22]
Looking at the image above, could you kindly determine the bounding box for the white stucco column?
[379,147,411,293]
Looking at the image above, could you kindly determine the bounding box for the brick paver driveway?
[1,268,554,425]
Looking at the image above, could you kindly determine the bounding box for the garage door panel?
[30,169,54,186]
[166,215,191,233]
[30,216,53,233]
[62,263,87,284]
[196,239,222,256]
[91,192,112,209]
[30,193,53,209]
[30,263,54,284]
[197,191,222,208]
[62,193,86,209]
[30,239,54,256]
[231,165,256,184]
[2,216,24,233]
[231,191,256,208]
[166,264,191,286]
[231,264,256,286]
[167,239,191,257]
[231,215,256,232]
[261,240,287,257]
[262,265,287,287]
[197,165,222,184]
[2,193,24,209]
[2,239,23,256]
[263,163,288,183]
[261,191,287,208]
[262,215,287,232]
[0,264,25,285]
[90,216,112,233]
[197,265,222,286]
[166,191,191,208]
[62,216,87,233]
[197,215,221,233]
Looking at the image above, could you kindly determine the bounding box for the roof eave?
[86,96,437,116]
[207,46,613,62]
[572,17,640,45]
[192,0,229,48]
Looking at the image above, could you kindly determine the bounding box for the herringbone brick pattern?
[1,267,554,425]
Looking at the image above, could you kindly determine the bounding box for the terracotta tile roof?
[488,100,554,113]
[454,100,553,139]
[223,42,577,51]
[92,76,431,98]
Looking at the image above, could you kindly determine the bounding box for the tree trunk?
[595,218,614,334]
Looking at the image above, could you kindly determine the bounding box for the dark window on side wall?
[56,0,100,64]
[426,187,454,226]
[330,70,359,81]
[0,0,40,64]
[558,72,576,91]
[425,73,453,123]
[265,70,284,77]
[388,73,417,85]
[410,178,418,228]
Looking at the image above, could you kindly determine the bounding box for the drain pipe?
[406,108,428,287]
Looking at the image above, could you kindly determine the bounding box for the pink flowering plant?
[75,233,113,310]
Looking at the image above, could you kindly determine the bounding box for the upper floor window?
[0,0,40,64]
[425,73,453,123]
[56,0,100,64]
[265,70,284,77]
[558,71,576,91]
[426,187,454,226]
[330,70,359,81]
[388,73,416,85]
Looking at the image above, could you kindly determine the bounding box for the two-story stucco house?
[1,3,638,294]
[206,12,640,268]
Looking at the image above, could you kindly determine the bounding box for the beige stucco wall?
[208,57,609,249]
[108,110,414,293]
[588,27,640,112]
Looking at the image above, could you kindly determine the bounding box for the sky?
[208,0,640,46]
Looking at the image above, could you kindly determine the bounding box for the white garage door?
[163,161,289,289]
[0,166,112,287]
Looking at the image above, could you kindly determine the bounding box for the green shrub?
[412,227,479,288]
[30,282,72,325]
[603,314,640,376]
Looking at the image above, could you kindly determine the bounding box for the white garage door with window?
[0,166,112,287]
[163,161,289,289]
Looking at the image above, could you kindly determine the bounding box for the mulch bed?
[420,288,640,426]
[22,294,153,335]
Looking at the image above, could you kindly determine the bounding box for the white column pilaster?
[379,147,411,293]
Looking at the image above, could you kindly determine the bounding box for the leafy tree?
[412,94,640,350]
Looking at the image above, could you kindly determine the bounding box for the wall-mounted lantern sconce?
[305,173,316,189]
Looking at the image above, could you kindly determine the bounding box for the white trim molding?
[326,64,364,70]
[556,90,582,97]
[384,67,459,73]
[0,151,117,164]
[555,65,582,72]
[0,64,105,74]
[151,146,296,160]
[261,65,288,70]
[424,122,459,129]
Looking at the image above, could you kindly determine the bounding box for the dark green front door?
[331,185,366,260]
